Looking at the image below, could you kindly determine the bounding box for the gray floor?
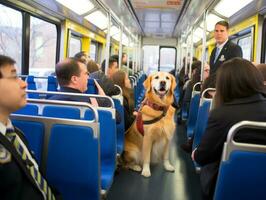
[107,123,202,200]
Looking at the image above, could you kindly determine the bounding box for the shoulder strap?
[143,109,167,125]
[0,132,41,193]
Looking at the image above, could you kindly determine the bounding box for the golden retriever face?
[144,72,176,105]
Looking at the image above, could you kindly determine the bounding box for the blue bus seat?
[26,75,40,99]
[84,109,116,191]
[11,120,44,165]
[214,121,266,200]
[113,98,125,154]
[13,104,39,115]
[86,78,98,94]
[43,106,80,119]
[46,124,100,200]
[47,76,58,92]
[186,93,200,138]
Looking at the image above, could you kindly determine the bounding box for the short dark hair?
[215,21,229,30]
[215,58,264,106]
[101,57,118,72]
[56,58,82,86]
[0,55,16,78]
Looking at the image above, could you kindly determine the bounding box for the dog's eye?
[166,76,170,80]
[155,76,159,79]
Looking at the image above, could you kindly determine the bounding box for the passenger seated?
[256,63,266,86]
[49,58,121,123]
[74,51,90,65]
[180,71,215,153]
[0,55,59,199]
[183,60,202,112]
[112,70,135,130]
[191,58,266,200]
[90,58,120,96]
[87,60,100,74]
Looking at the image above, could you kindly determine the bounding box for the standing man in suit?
[210,21,243,75]
[0,55,58,199]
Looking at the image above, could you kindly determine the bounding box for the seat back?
[86,78,98,94]
[214,121,266,200]
[186,92,200,138]
[43,105,81,119]
[11,120,44,165]
[47,124,100,200]
[13,104,39,115]
[84,109,116,190]
[26,75,39,99]
[113,98,125,154]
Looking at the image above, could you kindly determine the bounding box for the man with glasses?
[0,55,58,200]
[49,58,121,122]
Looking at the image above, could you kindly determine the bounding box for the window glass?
[0,4,22,73]
[143,45,159,74]
[68,34,82,57]
[238,35,252,61]
[29,16,57,74]
[29,16,57,90]
[159,47,176,72]
[90,42,97,61]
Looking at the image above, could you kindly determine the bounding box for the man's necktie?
[6,129,56,200]
[214,47,220,63]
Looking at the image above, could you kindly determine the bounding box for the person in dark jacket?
[209,21,242,75]
[192,58,266,200]
[90,57,120,96]
[0,55,59,200]
[49,58,121,123]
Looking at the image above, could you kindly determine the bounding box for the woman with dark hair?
[192,58,266,200]
[112,70,135,130]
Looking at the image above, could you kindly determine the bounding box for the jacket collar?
[225,93,266,105]
[60,86,82,94]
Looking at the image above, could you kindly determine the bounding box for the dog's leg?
[163,141,175,172]
[141,135,152,177]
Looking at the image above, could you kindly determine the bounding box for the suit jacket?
[194,93,266,198]
[0,128,48,200]
[210,40,243,75]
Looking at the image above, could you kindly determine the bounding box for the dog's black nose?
[160,81,166,87]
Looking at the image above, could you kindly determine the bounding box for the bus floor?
[107,123,202,200]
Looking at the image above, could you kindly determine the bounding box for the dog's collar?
[143,99,166,111]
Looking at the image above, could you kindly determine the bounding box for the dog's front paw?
[164,160,175,172]
[129,165,142,172]
[141,163,151,177]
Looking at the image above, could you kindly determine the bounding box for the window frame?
[0,2,60,75]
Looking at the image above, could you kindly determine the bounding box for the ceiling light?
[214,0,253,18]
[56,0,94,15]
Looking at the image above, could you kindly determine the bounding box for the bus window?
[29,16,57,75]
[159,47,176,72]
[90,41,97,61]
[0,4,22,73]
[68,33,82,57]
[238,35,252,61]
[143,45,159,74]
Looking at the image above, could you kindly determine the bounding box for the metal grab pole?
[105,11,111,76]
[119,26,123,69]
[201,11,208,81]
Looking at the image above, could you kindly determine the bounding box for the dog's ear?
[143,75,152,92]
[169,74,176,94]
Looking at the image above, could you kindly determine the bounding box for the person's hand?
[90,97,98,106]
[94,79,105,96]
[191,148,197,161]
[133,111,138,116]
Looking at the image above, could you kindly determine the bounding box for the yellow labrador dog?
[123,72,176,177]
